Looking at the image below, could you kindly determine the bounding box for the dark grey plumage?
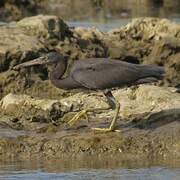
[14,52,164,90]
[69,58,164,89]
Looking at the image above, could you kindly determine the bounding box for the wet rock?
[0,15,74,98]
[74,27,105,41]
[1,85,179,128]
[1,93,60,111]
[0,85,179,159]
[0,93,64,125]
[103,18,180,86]
[17,15,72,43]
[0,0,46,22]
[0,23,44,71]
[60,85,180,121]
[0,15,72,71]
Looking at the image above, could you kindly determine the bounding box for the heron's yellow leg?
[92,100,120,132]
[67,90,120,132]
[67,107,111,127]
[68,109,89,126]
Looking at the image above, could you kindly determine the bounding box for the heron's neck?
[49,60,80,89]
[49,60,67,88]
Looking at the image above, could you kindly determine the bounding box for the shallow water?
[0,164,179,180]
[63,0,180,31]
[67,17,180,32]
[0,168,179,180]
[0,157,180,180]
[67,19,132,32]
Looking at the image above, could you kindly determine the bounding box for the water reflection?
[0,162,180,180]
[67,19,132,32]
[47,0,180,31]
[47,0,180,21]
[0,155,179,173]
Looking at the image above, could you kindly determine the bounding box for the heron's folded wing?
[71,60,141,89]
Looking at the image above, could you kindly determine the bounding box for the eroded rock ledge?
[0,85,180,160]
[0,15,179,160]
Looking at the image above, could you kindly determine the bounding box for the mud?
[0,15,179,162]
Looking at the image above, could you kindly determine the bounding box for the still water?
[0,156,180,180]
[0,160,180,180]
[0,167,180,180]
[67,17,180,32]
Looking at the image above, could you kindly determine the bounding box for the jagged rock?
[0,15,74,98]
[0,15,72,71]
[103,18,180,86]
[0,93,64,124]
[17,15,72,42]
[74,27,105,41]
[0,23,44,71]
[0,85,180,160]
[2,84,179,126]
[0,93,60,111]
[0,0,46,22]
[60,85,180,121]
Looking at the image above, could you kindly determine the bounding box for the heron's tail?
[141,65,165,79]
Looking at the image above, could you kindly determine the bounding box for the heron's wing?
[70,59,142,89]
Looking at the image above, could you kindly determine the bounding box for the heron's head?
[13,52,67,70]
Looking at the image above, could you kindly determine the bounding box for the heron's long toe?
[91,127,120,132]
[67,109,89,126]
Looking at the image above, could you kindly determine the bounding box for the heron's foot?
[67,109,89,127]
[92,127,121,133]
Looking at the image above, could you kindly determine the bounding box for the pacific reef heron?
[13,52,165,132]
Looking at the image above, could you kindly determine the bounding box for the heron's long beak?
[13,56,48,70]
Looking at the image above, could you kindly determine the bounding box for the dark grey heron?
[13,52,165,132]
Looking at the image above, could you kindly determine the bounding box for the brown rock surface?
[0,85,180,160]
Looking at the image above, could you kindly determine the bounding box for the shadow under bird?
[13,52,165,132]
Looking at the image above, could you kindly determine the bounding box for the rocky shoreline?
[0,15,179,161]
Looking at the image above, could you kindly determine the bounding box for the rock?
[74,27,105,41]
[114,85,180,120]
[165,53,180,87]
[17,15,72,42]
[60,85,180,121]
[0,0,46,22]
[0,93,64,124]
[2,85,179,126]
[0,15,74,98]
[0,23,44,71]
[0,93,60,111]
[103,18,180,86]
[0,15,72,71]
[0,85,180,160]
